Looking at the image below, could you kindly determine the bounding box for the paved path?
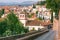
[34,30,55,40]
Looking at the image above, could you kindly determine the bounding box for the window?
[20,15,24,18]
[23,15,24,17]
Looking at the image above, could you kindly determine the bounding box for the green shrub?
[39,17,43,20]
[28,14,34,18]
[24,27,29,33]
[0,11,29,37]
[32,27,35,31]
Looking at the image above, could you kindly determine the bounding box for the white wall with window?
[19,14,27,26]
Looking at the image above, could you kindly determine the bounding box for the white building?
[18,12,27,27]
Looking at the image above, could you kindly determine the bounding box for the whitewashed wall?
[26,26,44,31]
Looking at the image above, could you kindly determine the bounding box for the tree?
[46,0,60,19]
[6,11,25,35]
[0,11,29,37]
[33,4,36,8]
[0,18,7,37]
[36,11,38,14]
[50,10,53,23]
[0,9,4,18]
[46,0,60,38]
[37,1,46,5]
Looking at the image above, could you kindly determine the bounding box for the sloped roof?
[26,20,51,26]
[26,20,42,26]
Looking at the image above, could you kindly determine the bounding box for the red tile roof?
[26,20,51,26]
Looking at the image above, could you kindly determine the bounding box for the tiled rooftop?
[26,20,51,26]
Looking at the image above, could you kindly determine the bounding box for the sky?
[0,0,39,3]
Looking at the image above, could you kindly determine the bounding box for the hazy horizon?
[0,0,39,3]
[0,0,45,6]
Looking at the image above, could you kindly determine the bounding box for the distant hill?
[0,1,37,6]
[20,1,37,6]
[0,2,20,6]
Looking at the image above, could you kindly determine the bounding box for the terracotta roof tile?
[26,20,51,26]
[26,20,41,26]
